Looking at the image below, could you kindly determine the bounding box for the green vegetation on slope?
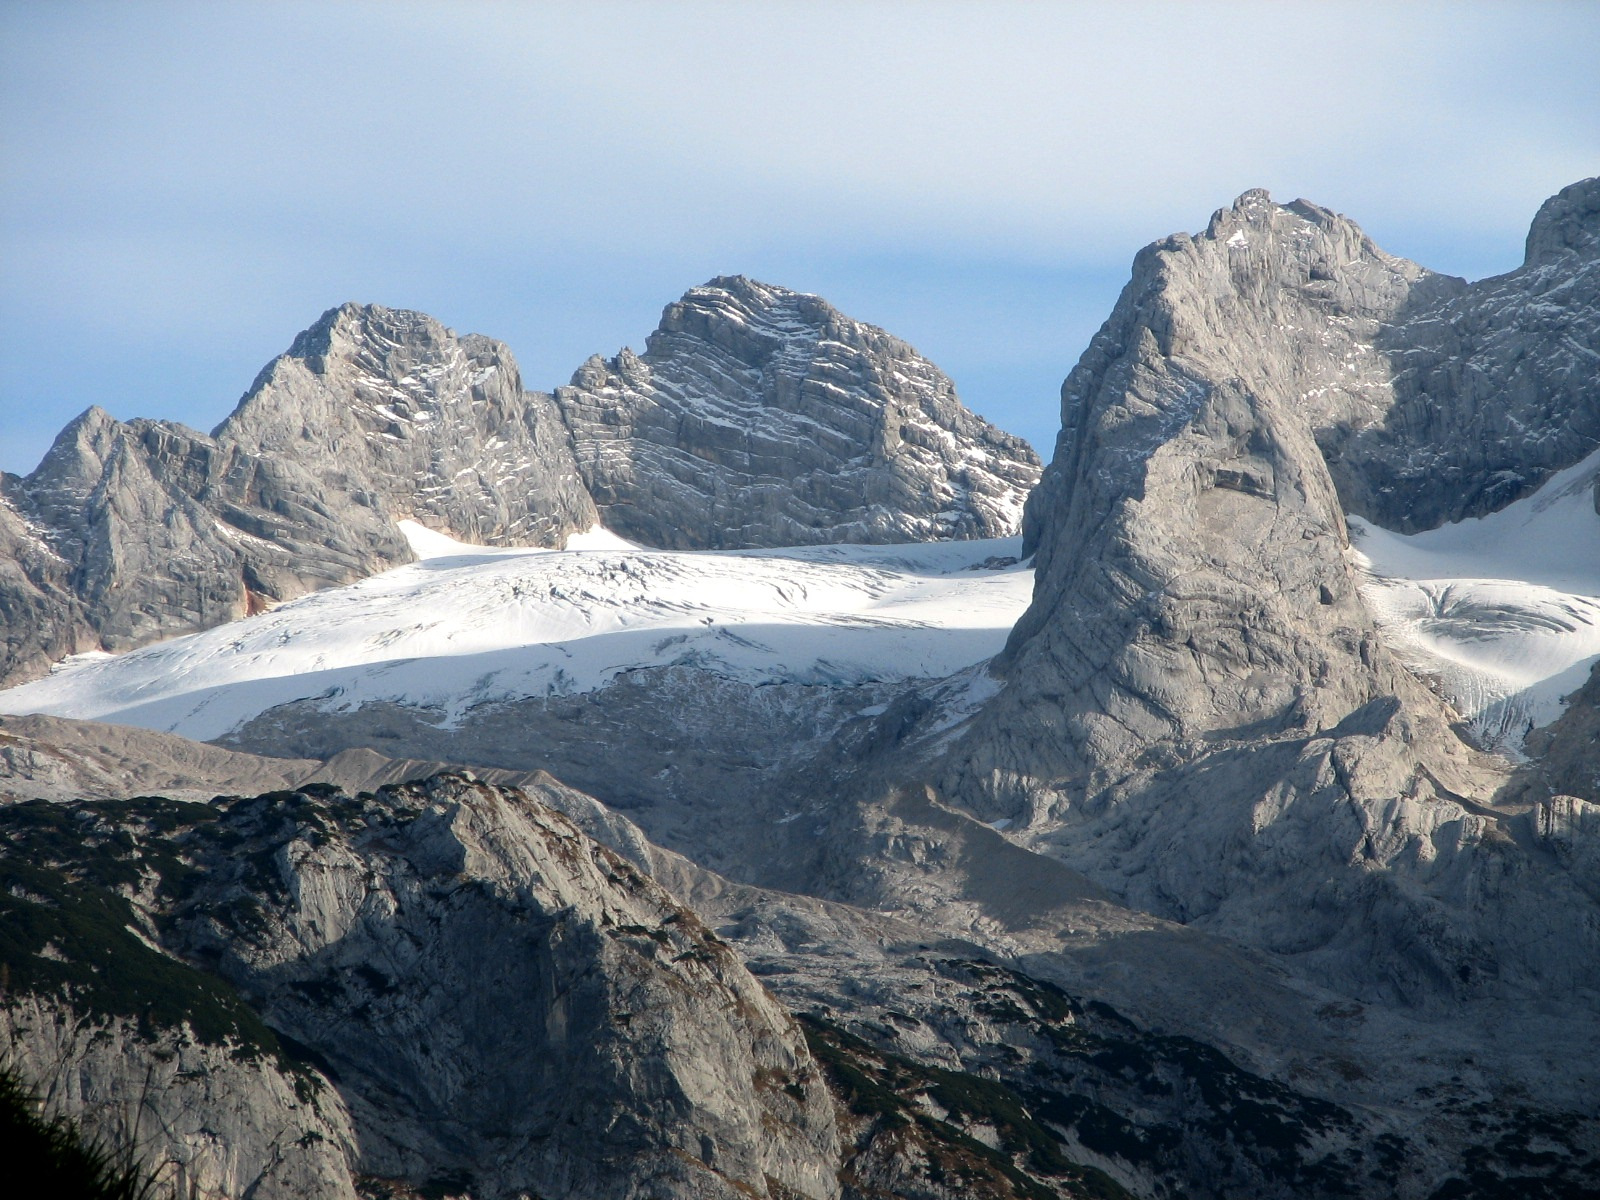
[801,1013,1133,1200]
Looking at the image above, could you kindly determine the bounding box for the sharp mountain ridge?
[0,278,1041,688]
[3,180,1599,1200]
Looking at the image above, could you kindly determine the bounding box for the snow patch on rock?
[1351,447,1600,752]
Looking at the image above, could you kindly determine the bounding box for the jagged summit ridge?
[938,181,1600,1001]
[554,275,1042,549]
[218,301,599,548]
[0,282,1035,686]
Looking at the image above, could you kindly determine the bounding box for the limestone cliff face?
[0,406,410,686]
[1017,178,1600,551]
[1,303,592,687]
[7,717,1598,1199]
[938,185,1600,1000]
[1333,177,1600,529]
[216,303,599,548]
[553,276,1041,549]
[963,189,1474,798]
[0,776,841,1200]
[0,489,93,685]
[2,997,360,1200]
[178,775,843,1200]
[1,287,1037,686]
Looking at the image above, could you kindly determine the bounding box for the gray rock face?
[7,184,1598,1198]
[1012,188,1444,561]
[937,185,1600,1003]
[0,489,93,684]
[0,712,316,803]
[0,776,842,1199]
[2,289,1034,687]
[11,713,1599,1198]
[553,276,1041,549]
[1334,176,1600,529]
[0,406,411,684]
[1,300,600,686]
[1505,665,1600,901]
[217,303,598,547]
[213,665,1600,1193]
[2,996,360,1200]
[1017,178,1600,549]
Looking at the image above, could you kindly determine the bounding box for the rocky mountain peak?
[927,183,1600,1017]
[1523,174,1600,267]
[943,182,1566,974]
[277,300,356,364]
[1203,186,1279,232]
[240,302,432,399]
[216,302,597,549]
[0,277,1042,685]
[553,275,1041,549]
[650,275,853,370]
[1017,185,1441,556]
[19,405,124,530]
[30,403,120,474]
[221,302,520,446]
[47,401,119,444]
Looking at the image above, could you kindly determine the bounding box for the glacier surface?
[1351,447,1600,752]
[0,521,1033,742]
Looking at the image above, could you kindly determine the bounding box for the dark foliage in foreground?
[0,1063,163,1200]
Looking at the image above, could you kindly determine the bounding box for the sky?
[2,0,1597,476]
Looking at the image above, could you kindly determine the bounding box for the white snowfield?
[0,521,1034,743]
[1350,448,1600,753]
[9,454,1599,758]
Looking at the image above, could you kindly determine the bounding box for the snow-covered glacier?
[0,521,1033,742]
[1351,447,1600,753]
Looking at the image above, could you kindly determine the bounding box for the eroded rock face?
[2,997,360,1200]
[553,276,1041,549]
[0,406,414,685]
[197,775,841,1200]
[0,777,841,1200]
[5,183,1598,1198]
[2,288,1037,687]
[0,490,92,685]
[3,303,593,687]
[8,717,1598,1199]
[937,185,1600,1002]
[216,303,599,548]
[0,712,315,804]
[1335,177,1600,529]
[955,188,1476,799]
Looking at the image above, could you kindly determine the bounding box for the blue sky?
[2,0,1596,475]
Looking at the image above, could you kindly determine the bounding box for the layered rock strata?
[1,405,411,682]
[553,276,1040,549]
[936,183,1600,1002]
[1335,177,1600,529]
[215,303,599,547]
[1,286,1036,687]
